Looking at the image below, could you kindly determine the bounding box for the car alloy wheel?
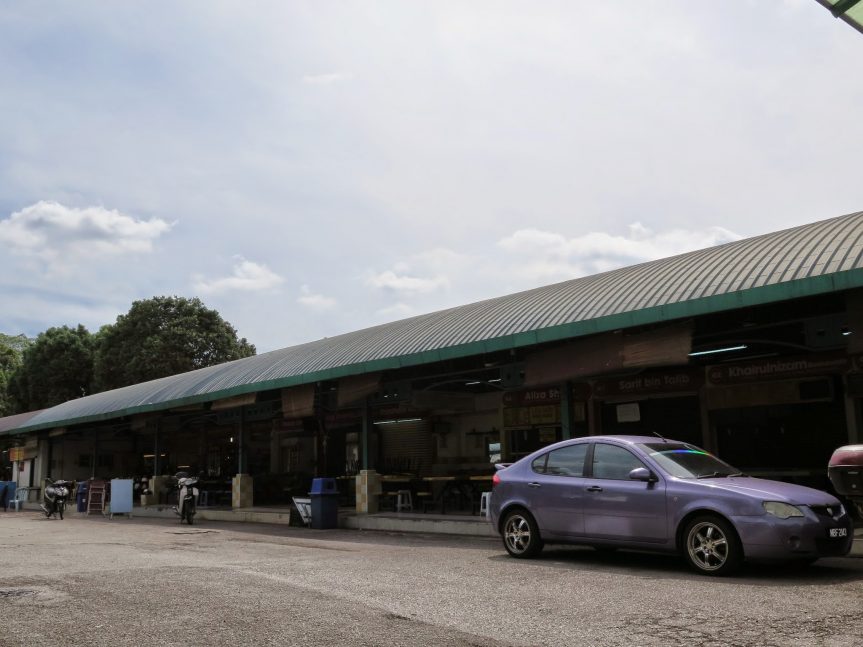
[683,516,741,575]
[502,510,542,558]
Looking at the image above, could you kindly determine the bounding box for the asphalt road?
[1,512,861,647]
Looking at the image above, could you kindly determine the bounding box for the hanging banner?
[211,393,257,410]
[281,384,315,418]
[523,322,692,386]
[337,373,381,408]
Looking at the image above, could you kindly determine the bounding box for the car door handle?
[586,486,603,492]
[527,482,541,488]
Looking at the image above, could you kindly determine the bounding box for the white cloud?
[377,302,415,319]
[194,258,284,295]
[297,284,337,310]
[0,201,172,263]
[497,223,741,282]
[364,269,449,295]
[360,224,742,326]
[302,72,347,85]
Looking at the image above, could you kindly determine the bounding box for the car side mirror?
[629,467,657,482]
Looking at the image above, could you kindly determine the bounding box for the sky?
[1,2,861,352]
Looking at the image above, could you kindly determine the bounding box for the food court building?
[3,211,863,509]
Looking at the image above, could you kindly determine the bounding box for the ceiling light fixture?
[688,344,748,357]
[373,418,423,425]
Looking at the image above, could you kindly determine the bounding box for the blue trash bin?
[309,478,339,529]
[76,482,89,513]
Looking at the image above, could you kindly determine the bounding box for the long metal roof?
[0,410,43,435]
[8,210,863,434]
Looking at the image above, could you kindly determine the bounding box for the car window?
[531,454,548,474]
[591,443,645,480]
[544,444,588,477]
[637,442,740,479]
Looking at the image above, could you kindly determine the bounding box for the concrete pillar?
[232,473,253,508]
[355,469,381,514]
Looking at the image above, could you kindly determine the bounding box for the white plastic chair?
[479,491,491,518]
[395,490,412,512]
[7,487,29,512]
[292,497,312,526]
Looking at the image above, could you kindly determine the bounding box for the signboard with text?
[593,369,704,397]
[707,353,849,385]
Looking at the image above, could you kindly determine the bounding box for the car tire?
[682,515,742,576]
[502,509,543,559]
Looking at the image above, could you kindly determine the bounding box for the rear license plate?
[829,528,848,538]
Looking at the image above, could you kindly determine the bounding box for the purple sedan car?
[489,435,853,575]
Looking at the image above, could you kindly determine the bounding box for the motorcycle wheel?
[185,502,195,525]
[58,502,64,520]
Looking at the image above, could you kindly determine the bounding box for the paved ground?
[1,512,862,647]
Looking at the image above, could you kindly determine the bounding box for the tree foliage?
[94,296,256,390]
[0,334,31,416]
[8,326,95,411]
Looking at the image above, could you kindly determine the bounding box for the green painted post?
[153,424,159,476]
[238,408,246,474]
[361,399,370,470]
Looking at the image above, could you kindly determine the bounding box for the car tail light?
[492,473,501,488]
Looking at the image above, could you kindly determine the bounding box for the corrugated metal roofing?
[0,410,43,435]
[9,210,863,434]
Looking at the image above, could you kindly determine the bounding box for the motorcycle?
[41,478,72,520]
[171,472,199,525]
[829,444,863,519]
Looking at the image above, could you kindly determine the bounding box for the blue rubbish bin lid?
[77,482,88,494]
[310,478,337,495]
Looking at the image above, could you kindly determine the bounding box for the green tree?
[0,346,19,416]
[94,296,256,390]
[8,326,95,411]
[0,334,31,416]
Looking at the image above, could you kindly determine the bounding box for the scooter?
[171,472,199,525]
[41,478,72,520]
[829,444,863,519]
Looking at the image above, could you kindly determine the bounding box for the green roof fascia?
[7,267,863,436]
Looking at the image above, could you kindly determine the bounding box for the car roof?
[574,435,680,445]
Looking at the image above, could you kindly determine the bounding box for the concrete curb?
[9,503,861,553]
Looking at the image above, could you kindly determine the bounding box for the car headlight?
[763,501,804,519]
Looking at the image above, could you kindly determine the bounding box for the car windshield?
[637,443,743,479]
